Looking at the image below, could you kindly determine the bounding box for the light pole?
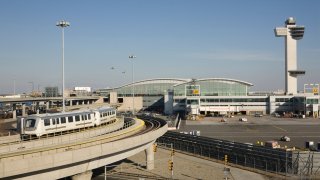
[56,20,70,113]
[129,55,136,115]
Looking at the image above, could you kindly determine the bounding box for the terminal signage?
[193,89,199,95]
[313,88,319,95]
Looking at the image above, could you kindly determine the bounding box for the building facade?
[95,78,320,118]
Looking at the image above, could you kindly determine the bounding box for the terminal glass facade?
[96,79,188,97]
[116,83,174,96]
[174,79,250,97]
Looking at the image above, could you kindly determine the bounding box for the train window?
[26,119,36,128]
[57,118,60,124]
[52,118,56,125]
[100,114,102,118]
[68,116,73,123]
[44,119,50,126]
[61,117,66,124]
[75,115,80,121]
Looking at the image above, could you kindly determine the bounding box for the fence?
[157,131,320,179]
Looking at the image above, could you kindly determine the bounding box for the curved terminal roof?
[173,78,253,96]
[116,78,190,89]
[96,78,253,96]
[173,78,253,87]
[97,78,190,96]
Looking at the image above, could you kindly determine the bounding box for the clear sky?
[0,0,319,94]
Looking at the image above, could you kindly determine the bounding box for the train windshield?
[25,119,36,128]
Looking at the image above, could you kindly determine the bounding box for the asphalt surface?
[92,148,267,180]
[0,118,17,136]
[177,115,320,149]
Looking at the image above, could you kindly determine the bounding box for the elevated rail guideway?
[0,117,167,179]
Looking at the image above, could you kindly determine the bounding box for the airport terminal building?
[95,78,319,118]
[94,18,320,118]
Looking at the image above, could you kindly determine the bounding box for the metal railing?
[157,131,294,177]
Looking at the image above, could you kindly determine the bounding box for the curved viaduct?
[0,117,167,179]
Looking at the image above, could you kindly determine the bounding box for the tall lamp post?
[56,20,70,112]
[129,55,136,115]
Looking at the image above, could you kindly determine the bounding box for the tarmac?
[179,115,320,148]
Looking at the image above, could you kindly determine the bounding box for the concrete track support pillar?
[36,102,40,114]
[12,104,17,120]
[145,145,155,170]
[71,170,92,180]
[22,104,26,117]
[46,101,49,110]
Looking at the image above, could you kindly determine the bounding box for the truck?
[265,141,280,149]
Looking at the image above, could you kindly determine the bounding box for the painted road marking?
[272,125,288,132]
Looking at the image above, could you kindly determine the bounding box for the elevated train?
[22,106,117,137]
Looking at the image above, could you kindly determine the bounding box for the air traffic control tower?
[275,17,305,95]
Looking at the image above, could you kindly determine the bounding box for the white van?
[239,117,248,122]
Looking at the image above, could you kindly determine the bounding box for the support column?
[46,101,50,110]
[32,102,36,112]
[22,104,26,117]
[71,170,92,180]
[12,104,17,120]
[36,102,40,113]
[145,145,155,170]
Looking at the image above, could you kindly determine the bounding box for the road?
[177,115,320,149]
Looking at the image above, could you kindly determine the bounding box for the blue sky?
[0,0,319,94]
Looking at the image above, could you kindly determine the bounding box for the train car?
[95,106,117,126]
[22,106,117,137]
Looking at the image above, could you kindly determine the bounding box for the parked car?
[239,117,247,122]
[280,136,291,142]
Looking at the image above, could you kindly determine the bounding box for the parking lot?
[177,115,320,149]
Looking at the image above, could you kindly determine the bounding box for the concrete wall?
[164,91,174,115]
[117,97,143,112]
[109,92,118,104]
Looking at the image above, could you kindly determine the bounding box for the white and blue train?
[21,106,117,137]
